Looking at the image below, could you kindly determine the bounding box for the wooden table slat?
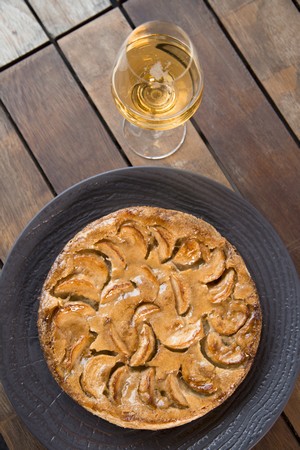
[0,45,127,194]
[253,415,299,450]
[0,383,43,450]
[0,0,48,68]
[284,376,300,436]
[1,416,44,450]
[0,383,14,423]
[59,8,231,189]
[28,0,111,37]
[0,107,53,262]
[207,0,300,140]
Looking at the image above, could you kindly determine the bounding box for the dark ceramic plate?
[0,167,299,450]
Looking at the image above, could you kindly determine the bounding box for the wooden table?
[0,1,299,448]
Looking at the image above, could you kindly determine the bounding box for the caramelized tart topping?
[38,206,261,430]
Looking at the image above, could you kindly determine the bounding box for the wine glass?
[111,21,204,159]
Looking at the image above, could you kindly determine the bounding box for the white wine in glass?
[111,21,203,159]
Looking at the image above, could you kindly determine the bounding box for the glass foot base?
[123,121,186,160]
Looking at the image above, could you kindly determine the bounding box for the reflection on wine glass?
[111,21,204,159]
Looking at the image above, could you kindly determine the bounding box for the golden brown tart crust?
[38,206,262,429]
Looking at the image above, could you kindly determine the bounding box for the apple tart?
[38,206,262,429]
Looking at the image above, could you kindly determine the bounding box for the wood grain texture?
[0,0,48,67]
[124,0,300,272]
[28,0,111,36]
[0,383,44,450]
[0,107,53,262]
[59,8,231,188]
[0,434,8,450]
[284,376,300,436]
[208,0,300,139]
[0,383,14,423]
[253,415,299,449]
[1,419,44,450]
[0,45,126,194]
